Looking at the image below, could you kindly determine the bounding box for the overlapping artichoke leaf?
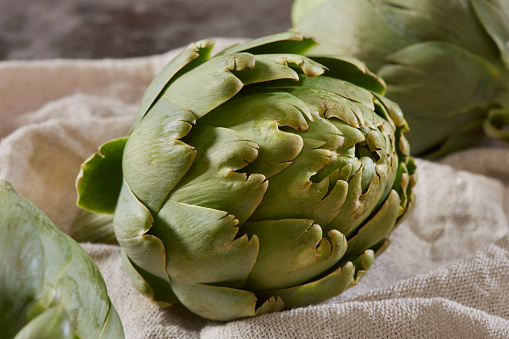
[76,31,416,321]
[0,181,124,339]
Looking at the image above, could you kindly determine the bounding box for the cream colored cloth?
[1,39,508,338]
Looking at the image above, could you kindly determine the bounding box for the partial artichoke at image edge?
[76,31,416,321]
[0,181,124,339]
[293,0,509,158]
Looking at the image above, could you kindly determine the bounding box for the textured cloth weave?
[1,39,508,338]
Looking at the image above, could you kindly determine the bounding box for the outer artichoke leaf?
[54,229,123,339]
[70,209,116,244]
[13,306,73,339]
[344,190,401,259]
[123,98,197,213]
[371,237,393,257]
[484,107,509,143]
[392,162,410,209]
[152,200,259,287]
[348,249,375,286]
[114,181,169,283]
[259,261,355,309]
[169,279,258,321]
[472,0,509,68]
[372,93,406,128]
[380,41,499,120]
[0,181,124,339]
[76,137,127,214]
[98,304,124,339]
[121,250,177,306]
[216,31,317,57]
[136,39,214,124]
[308,55,386,94]
[300,75,376,111]
[244,219,347,290]
[288,86,367,130]
[0,181,45,337]
[234,54,325,86]
[163,53,255,118]
[255,296,286,317]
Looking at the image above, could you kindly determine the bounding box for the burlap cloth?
[1,39,508,338]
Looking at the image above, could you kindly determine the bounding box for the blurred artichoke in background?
[76,32,416,321]
[0,181,124,339]
[293,0,509,158]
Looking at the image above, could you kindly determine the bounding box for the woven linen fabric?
[0,39,508,338]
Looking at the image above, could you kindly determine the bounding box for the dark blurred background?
[0,0,294,60]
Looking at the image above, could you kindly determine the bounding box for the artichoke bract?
[0,181,124,339]
[293,0,509,158]
[76,32,416,321]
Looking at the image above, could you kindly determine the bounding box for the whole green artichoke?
[293,0,509,158]
[76,32,416,321]
[0,181,124,339]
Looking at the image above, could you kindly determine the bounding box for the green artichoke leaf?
[76,136,127,214]
[13,306,73,339]
[163,53,255,118]
[136,39,214,125]
[298,75,376,112]
[343,189,401,259]
[244,219,347,290]
[0,181,124,339]
[169,279,265,322]
[259,261,356,309]
[71,209,116,244]
[484,108,509,143]
[348,249,375,286]
[1,185,45,338]
[290,86,370,129]
[120,250,177,306]
[114,181,170,284]
[152,201,259,288]
[254,296,286,317]
[163,51,328,120]
[216,31,317,56]
[307,55,386,94]
[123,99,197,213]
[233,54,325,86]
[473,0,509,68]
[372,93,407,129]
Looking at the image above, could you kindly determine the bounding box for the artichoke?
[0,181,124,339]
[293,0,509,158]
[76,32,416,321]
